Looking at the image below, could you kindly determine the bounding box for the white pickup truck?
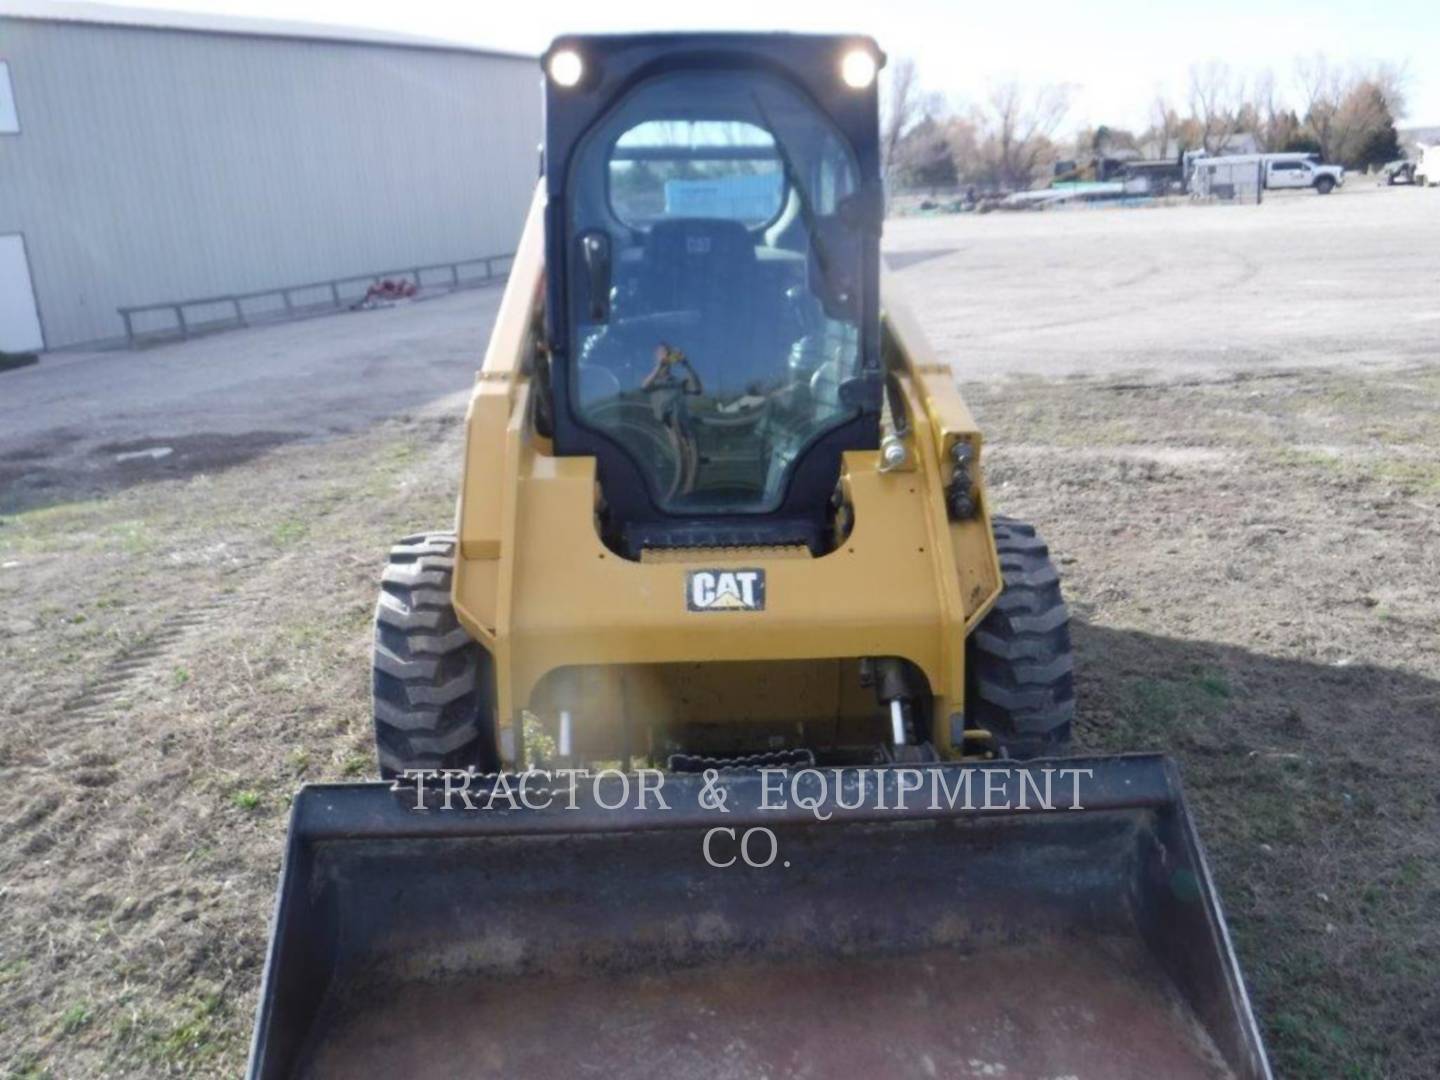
[1186,151,1346,196]
[1263,154,1344,194]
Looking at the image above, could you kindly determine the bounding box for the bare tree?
[888,115,961,190]
[976,80,1072,190]
[945,115,982,184]
[1188,61,1249,154]
[1296,54,1410,164]
[1371,62,1410,122]
[878,52,1413,195]
[880,58,949,198]
[881,59,922,188]
[1143,94,1192,158]
[1295,54,1345,160]
[1251,70,1292,151]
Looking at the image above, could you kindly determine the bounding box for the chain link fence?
[1189,159,1264,204]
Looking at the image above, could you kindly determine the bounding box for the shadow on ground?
[0,430,308,514]
[1070,620,1440,1079]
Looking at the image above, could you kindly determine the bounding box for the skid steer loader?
[249,33,1271,1079]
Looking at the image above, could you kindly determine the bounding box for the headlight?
[840,48,877,89]
[548,49,584,88]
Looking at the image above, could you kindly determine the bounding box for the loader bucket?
[248,755,1270,1079]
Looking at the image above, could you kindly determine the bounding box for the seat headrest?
[644,218,756,263]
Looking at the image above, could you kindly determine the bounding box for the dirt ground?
[0,286,499,514]
[2,187,1439,1077]
[887,183,1440,379]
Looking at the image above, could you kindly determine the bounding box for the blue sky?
[96,0,1440,128]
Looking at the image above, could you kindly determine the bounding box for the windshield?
[568,70,864,515]
[611,120,785,226]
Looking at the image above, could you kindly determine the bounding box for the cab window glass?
[567,70,864,515]
[610,121,784,226]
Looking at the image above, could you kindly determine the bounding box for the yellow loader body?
[453,190,1002,763]
[249,35,1270,1080]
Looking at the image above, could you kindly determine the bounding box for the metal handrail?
[117,251,514,346]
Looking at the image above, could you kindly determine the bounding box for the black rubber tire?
[1315,177,1335,195]
[966,516,1076,759]
[372,532,499,778]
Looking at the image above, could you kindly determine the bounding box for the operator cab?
[540,35,886,558]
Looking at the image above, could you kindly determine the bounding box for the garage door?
[0,234,44,353]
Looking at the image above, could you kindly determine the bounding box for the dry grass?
[1,363,1437,1077]
[0,414,461,1077]
[972,363,1440,1078]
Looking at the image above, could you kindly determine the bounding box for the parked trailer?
[1417,145,1439,187]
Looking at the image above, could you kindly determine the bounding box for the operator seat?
[637,218,775,396]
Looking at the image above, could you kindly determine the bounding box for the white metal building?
[0,2,540,351]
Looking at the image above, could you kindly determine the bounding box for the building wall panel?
[0,18,540,348]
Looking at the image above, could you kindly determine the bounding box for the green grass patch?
[105,519,155,556]
[1373,457,1440,493]
[113,992,236,1071]
[271,518,310,545]
[1269,997,1388,1079]
[5,1049,50,1079]
[158,993,227,1063]
[1121,665,1232,736]
[1268,447,1344,471]
[1263,445,1440,494]
[0,499,109,555]
[59,1003,93,1035]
